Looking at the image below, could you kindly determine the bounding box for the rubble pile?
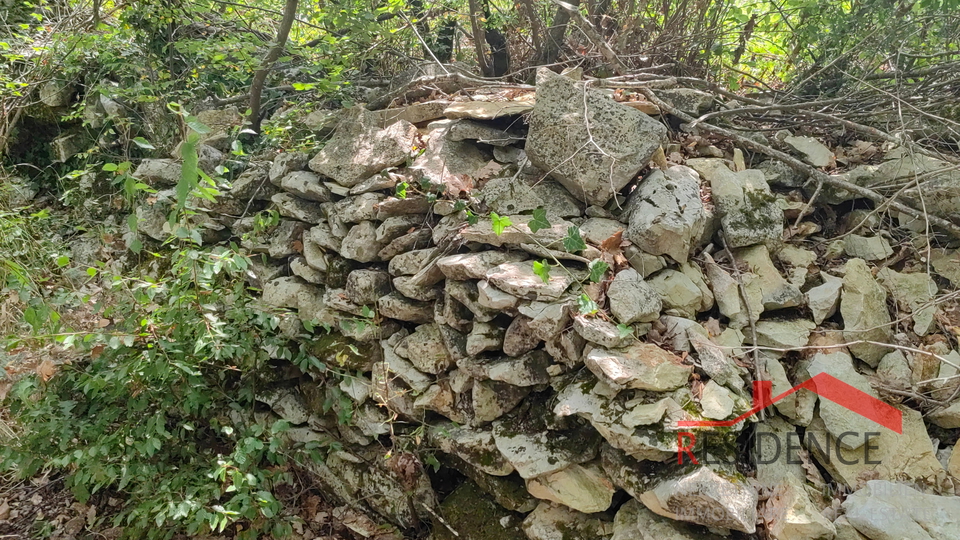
[135,67,960,540]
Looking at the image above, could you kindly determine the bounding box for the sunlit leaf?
[132,137,156,149]
[490,212,512,236]
[532,259,551,283]
[577,293,599,315]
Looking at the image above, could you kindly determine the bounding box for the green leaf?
[577,293,599,316]
[176,132,200,212]
[127,214,138,232]
[528,207,551,233]
[132,137,156,149]
[532,259,551,283]
[424,453,441,472]
[563,226,587,253]
[617,323,633,338]
[102,162,118,172]
[360,305,375,318]
[395,181,408,199]
[588,260,609,283]
[465,209,479,225]
[490,212,512,236]
[56,255,69,267]
[184,116,212,134]
[86,267,97,277]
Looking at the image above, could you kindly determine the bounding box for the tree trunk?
[248,0,299,133]
[485,29,510,76]
[538,0,579,67]
[91,0,101,28]
[517,0,544,59]
[467,0,491,76]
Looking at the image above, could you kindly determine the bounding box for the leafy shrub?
[0,121,320,539]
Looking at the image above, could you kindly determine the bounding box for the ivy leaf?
[577,293,599,316]
[490,212,512,236]
[465,209,479,225]
[395,182,408,199]
[617,323,633,338]
[563,226,587,253]
[360,305,375,318]
[532,259,551,283]
[588,259,609,283]
[528,207,551,233]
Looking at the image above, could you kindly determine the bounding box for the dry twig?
[638,87,960,240]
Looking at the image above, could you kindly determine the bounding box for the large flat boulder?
[309,106,416,187]
[526,68,666,206]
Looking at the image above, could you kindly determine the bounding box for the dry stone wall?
[136,68,960,540]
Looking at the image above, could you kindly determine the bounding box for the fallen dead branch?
[635,86,960,241]
[366,66,534,110]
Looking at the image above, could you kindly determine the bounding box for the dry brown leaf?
[304,495,321,518]
[760,484,791,529]
[0,381,10,403]
[474,160,502,180]
[90,344,106,361]
[797,447,825,488]
[38,359,57,382]
[702,317,722,337]
[97,318,111,328]
[446,174,474,198]
[690,377,704,399]
[388,453,422,491]
[600,230,623,254]
[292,240,303,253]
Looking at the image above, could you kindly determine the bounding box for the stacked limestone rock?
[185,68,960,540]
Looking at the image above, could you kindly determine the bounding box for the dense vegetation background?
[1,0,960,537]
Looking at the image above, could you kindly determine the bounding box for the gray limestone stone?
[308,107,416,187]
[842,259,893,367]
[279,171,332,202]
[624,166,706,263]
[686,158,782,248]
[607,268,662,324]
[584,343,692,392]
[525,68,667,206]
[784,135,835,168]
[843,480,960,540]
[344,269,391,305]
[642,466,758,533]
[269,152,308,184]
